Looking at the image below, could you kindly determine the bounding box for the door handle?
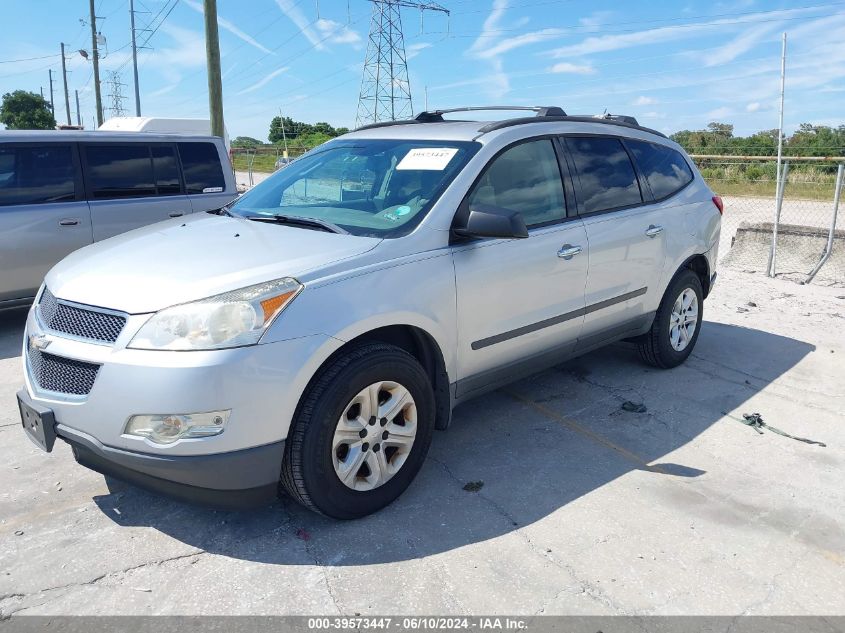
[645,224,664,238]
[58,218,80,226]
[168,212,184,218]
[557,244,583,260]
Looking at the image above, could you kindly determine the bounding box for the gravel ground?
[1,267,843,616]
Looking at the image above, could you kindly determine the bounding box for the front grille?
[28,347,100,396]
[39,288,126,344]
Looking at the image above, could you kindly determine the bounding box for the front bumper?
[61,423,284,508]
[20,302,343,505]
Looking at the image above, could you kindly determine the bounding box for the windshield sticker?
[396,147,458,171]
[395,205,412,216]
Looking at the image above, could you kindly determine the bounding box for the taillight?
[712,195,724,215]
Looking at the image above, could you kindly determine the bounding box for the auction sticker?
[397,147,458,171]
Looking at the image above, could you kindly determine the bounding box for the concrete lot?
[1,267,843,616]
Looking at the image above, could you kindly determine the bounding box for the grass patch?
[706,179,837,200]
[231,153,279,173]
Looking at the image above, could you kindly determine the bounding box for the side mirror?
[453,203,529,239]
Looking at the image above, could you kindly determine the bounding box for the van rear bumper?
[59,424,284,509]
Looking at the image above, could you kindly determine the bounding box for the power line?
[0,53,61,64]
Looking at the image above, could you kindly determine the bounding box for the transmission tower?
[105,70,127,120]
[355,0,449,127]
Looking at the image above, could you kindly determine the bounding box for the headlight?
[129,278,302,350]
[124,410,230,444]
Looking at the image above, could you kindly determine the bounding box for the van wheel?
[637,269,703,369]
[280,343,435,519]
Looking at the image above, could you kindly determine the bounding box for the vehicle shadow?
[0,308,27,361]
[92,321,815,566]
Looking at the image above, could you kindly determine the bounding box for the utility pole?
[203,0,225,138]
[60,43,71,125]
[48,69,55,117]
[75,90,82,126]
[356,0,449,126]
[129,0,141,116]
[279,109,289,158]
[89,0,104,126]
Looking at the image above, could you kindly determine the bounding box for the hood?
[46,213,381,313]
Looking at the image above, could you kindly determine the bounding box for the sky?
[1,0,844,141]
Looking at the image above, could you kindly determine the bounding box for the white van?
[98,117,231,152]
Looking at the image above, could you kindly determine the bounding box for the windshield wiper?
[248,214,348,234]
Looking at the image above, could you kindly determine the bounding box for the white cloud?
[703,22,776,67]
[475,28,565,60]
[183,0,274,55]
[547,6,821,58]
[632,95,657,106]
[579,11,614,32]
[548,62,596,75]
[315,19,362,47]
[406,43,433,60]
[746,102,761,112]
[274,0,324,50]
[707,106,732,119]
[236,66,289,95]
[642,111,666,119]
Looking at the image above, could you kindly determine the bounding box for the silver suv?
[18,107,722,519]
[0,131,236,309]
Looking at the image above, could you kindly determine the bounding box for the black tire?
[280,343,435,519]
[637,268,704,369]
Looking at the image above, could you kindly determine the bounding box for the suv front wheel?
[637,269,704,369]
[280,343,435,519]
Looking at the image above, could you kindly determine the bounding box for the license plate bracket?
[17,389,57,452]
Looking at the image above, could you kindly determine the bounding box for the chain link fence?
[692,156,845,286]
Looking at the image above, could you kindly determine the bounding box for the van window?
[626,140,694,200]
[467,139,566,227]
[152,145,182,195]
[0,145,76,206]
[85,144,156,199]
[565,137,642,213]
[178,143,225,194]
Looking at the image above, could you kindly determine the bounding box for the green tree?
[231,136,262,147]
[0,90,56,130]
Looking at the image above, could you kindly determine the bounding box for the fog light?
[124,410,230,445]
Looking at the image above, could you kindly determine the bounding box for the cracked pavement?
[1,268,843,616]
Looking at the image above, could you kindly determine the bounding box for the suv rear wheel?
[280,343,435,519]
[637,269,703,369]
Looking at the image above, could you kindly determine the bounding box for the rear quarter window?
[626,140,694,200]
[178,142,225,194]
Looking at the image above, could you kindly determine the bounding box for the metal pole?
[279,110,289,158]
[129,0,141,116]
[805,164,843,284]
[767,32,787,277]
[48,70,55,116]
[60,43,71,126]
[203,0,225,138]
[769,160,790,277]
[90,0,104,126]
[75,90,82,126]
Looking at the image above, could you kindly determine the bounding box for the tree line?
[671,122,845,157]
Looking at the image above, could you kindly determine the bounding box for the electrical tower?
[105,70,127,120]
[355,0,448,127]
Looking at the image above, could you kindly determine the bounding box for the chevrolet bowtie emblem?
[29,333,51,351]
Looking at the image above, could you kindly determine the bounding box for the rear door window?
[84,144,156,199]
[178,142,225,194]
[626,140,694,200]
[152,145,182,195]
[565,136,642,214]
[0,145,77,206]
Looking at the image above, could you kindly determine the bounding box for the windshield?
[229,139,480,237]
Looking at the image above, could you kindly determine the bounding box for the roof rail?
[477,114,667,138]
[354,105,567,130]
